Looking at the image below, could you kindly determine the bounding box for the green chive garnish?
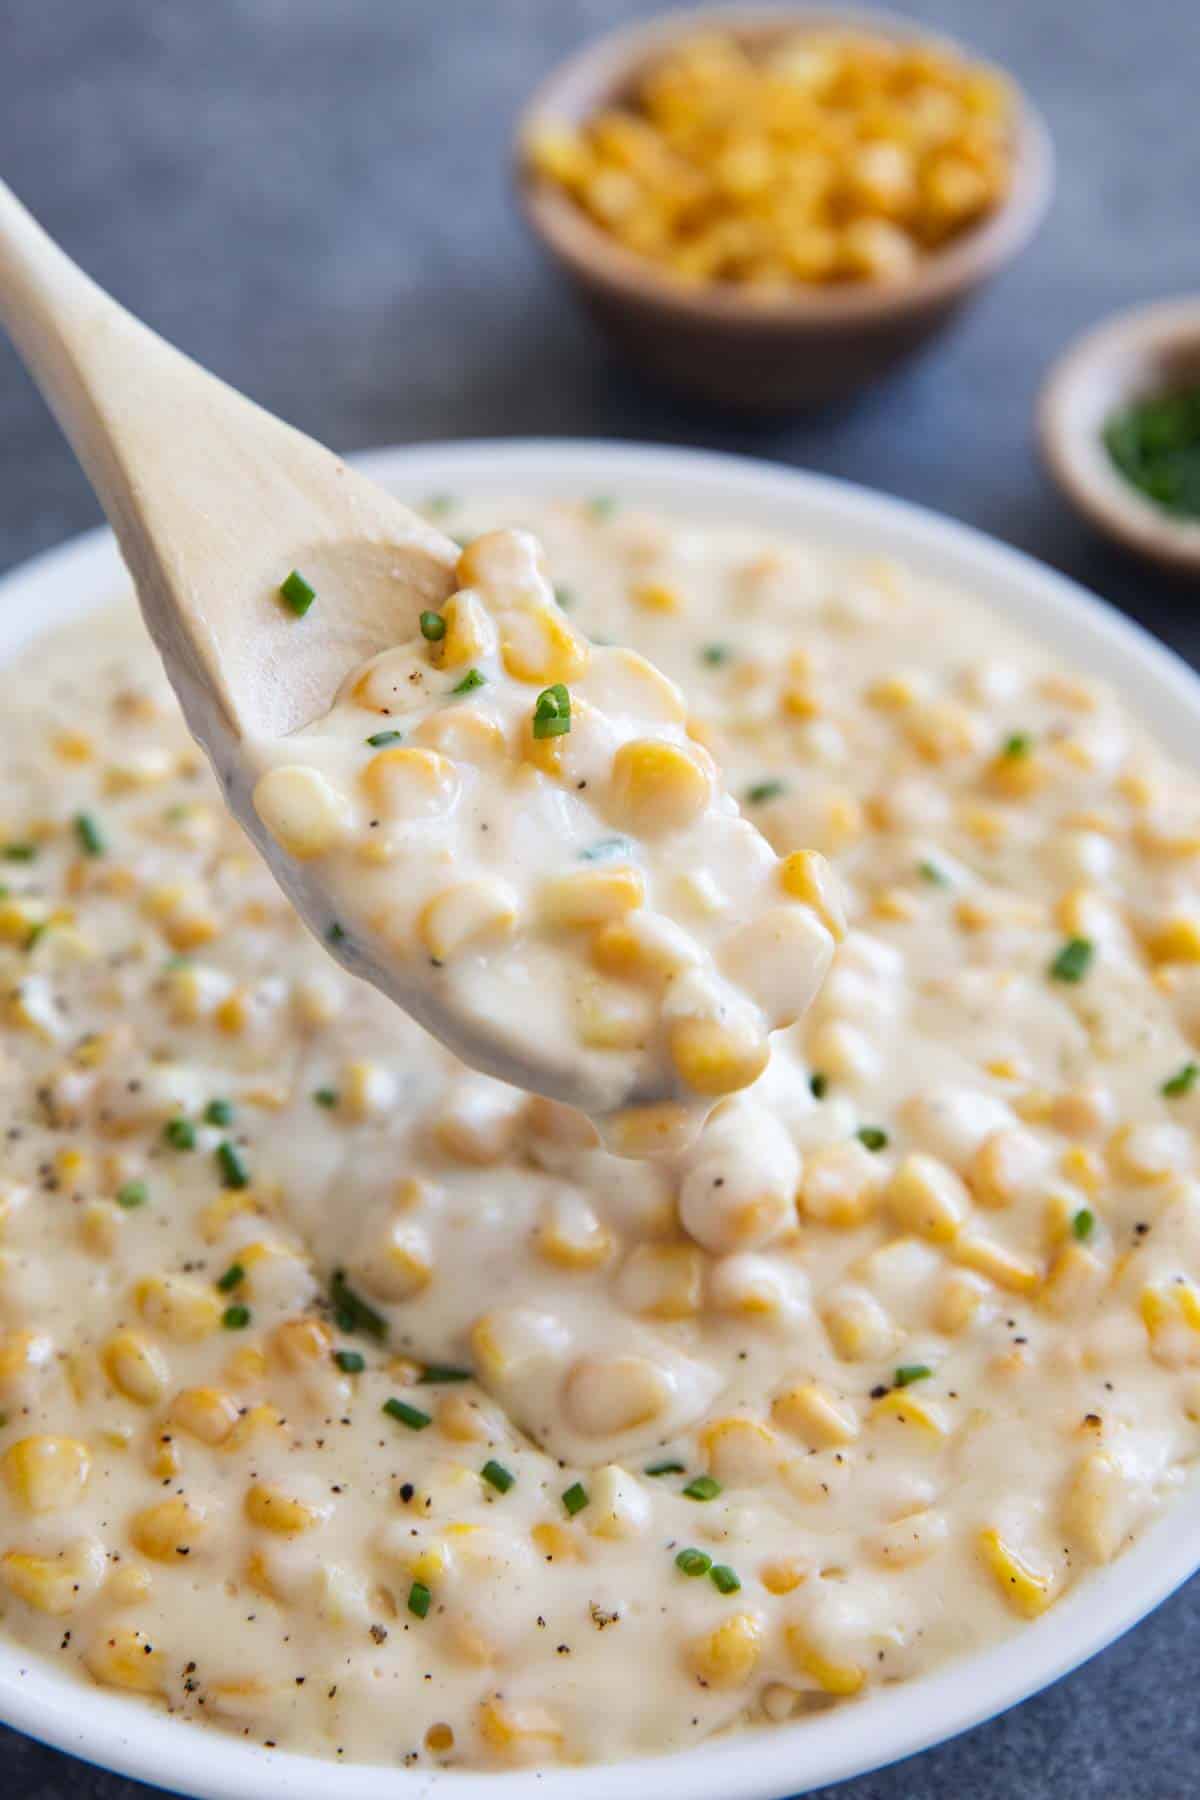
[481,1459,515,1494]
[1050,937,1093,983]
[327,921,347,946]
[408,1579,432,1618]
[745,779,786,806]
[579,836,634,862]
[24,922,48,952]
[894,1364,932,1387]
[562,1482,589,1516]
[587,495,617,520]
[334,1349,365,1374]
[645,1460,686,1477]
[810,1072,829,1099]
[205,1098,234,1127]
[216,1262,245,1293]
[312,1088,339,1109]
[330,1269,388,1341]
[554,584,574,610]
[1072,1207,1096,1242]
[222,1304,251,1330]
[74,813,105,857]
[675,1548,712,1577]
[682,1475,721,1502]
[420,610,446,642]
[279,570,316,616]
[383,1397,431,1431]
[532,683,571,740]
[2,843,36,862]
[1163,1062,1199,1098]
[701,643,731,666]
[1002,732,1033,758]
[709,1563,741,1594]
[165,1117,196,1151]
[425,493,455,517]
[857,1126,889,1151]
[116,1180,148,1209]
[418,1365,471,1384]
[216,1141,249,1189]
[918,859,949,886]
[451,668,485,695]
[365,730,404,747]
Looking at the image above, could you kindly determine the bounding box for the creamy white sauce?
[1,494,1200,1772]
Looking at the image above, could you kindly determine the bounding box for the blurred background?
[2,0,1199,1796]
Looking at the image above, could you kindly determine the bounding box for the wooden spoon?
[0,179,622,1101]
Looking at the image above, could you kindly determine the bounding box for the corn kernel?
[686,1612,764,1689]
[3,1435,90,1513]
[608,738,712,836]
[977,1526,1057,1617]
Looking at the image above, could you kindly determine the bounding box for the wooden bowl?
[515,4,1055,415]
[1039,297,1200,578]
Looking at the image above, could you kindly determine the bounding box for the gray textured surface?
[1,1,1198,1795]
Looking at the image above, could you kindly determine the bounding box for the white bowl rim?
[3,436,1200,1800]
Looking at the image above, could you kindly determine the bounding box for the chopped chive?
[918,859,949,886]
[587,495,617,520]
[709,1563,741,1594]
[383,1397,432,1431]
[562,1481,589,1516]
[116,1179,147,1209]
[279,570,316,616]
[857,1126,889,1152]
[2,843,36,862]
[451,667,486,695]
[216,1141,249,1189]
[1072,1207,1096,1242]
[24,922,49,952]
[675,1547,712,1578]
[425,493,455,517]
[327,921,347,946]
[1163,1062,1199,1098]
[481,1458,515,1494]
[330,1269,388,1341]
[74,812,105,857]
[165,1117,196,1151]
[216,1262,245,1293]
[894,1364,932,1387]
[701,643,731,666]
[644,1459,686,1477]
[204,1098,234,1127]
[334,1349,365,1374]
[419,610,446,642]
[312,1088,339,1109]
[408,1579,432,1619]
[682,1474,721,1502]
[579,835,634,862]
[365,729,404,747]
[745,779,786,806]
[810,1072,829,1099]
[1002,732,1033,759]
[418,1365,471,1384]
[1050,937,1093,984]
[222,1303,251,1330]
[532,682,571,740]
[554,584,574,610]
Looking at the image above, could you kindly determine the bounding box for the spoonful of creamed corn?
[0,179,840,1139]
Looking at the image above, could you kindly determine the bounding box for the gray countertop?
[1,1,1198,1794]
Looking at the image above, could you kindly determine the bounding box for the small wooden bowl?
[1039,298,1200,578]
[515,4,1055,415]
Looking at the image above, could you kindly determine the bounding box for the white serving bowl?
[3,439,1200,1800]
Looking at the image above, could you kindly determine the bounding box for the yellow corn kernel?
[967,1127,1042,1209]
[53,729,94,763]
[630,579,683,614]
[535,1193,613,1271]
[669,1013,770,1100]
[478,1696,564,1762]
[906,699,982,764]
[540,865,645,927]
[784,1627,865,1696]
[199,1186,273,1242]
[603,1100,696,1159]
[531,1520,586,1563]
[574,977,654,1051]
[272,1316,333,1369]
[435,1392,493,1443]
[617,1242,702,1318]
[608,738,712,836]
[434,588,497,669]
[799,1140,885,1228]
[3,1435,90,1513]
[170,1386,240,1447]
[760,1558,807,1596]
[244,1482,325,1537]
[500,604,590,686]
[1063,1449,1134,1563]
[1140,1280,1200,1365]
[1060,1144,1106,1195]
[869,1388,948,1440]
[1109,1122,1191,1183]
[772,1382,858,1447]
[1,1539,105,1615]
[360,746,459,819]
[977,1526,1057,1617]
[590,911,699,983]
[987,746,1049,798]
[251,765,348,860]
[223,1402,285,1451]
[778,849,846,941]
[341,1058,396,1122]
[1042,1242,1107,1316]
[700,1416,780,1486]
[364,1220,433,1300]
[823,1287,895,1361]
[131,1497,209,1562]
[135,1274,222,1342]
[1146,914,1200,965]
[419,879,519,961]
[866,671,920,711]
[0,1328,53,1396]
[101,1330,169,1406]
[954,1233,1041,1295]
[935,1268,989,1334]
[887,1153,968,1243]
[686,1612,764,1689]
[85,1625,167,1695]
